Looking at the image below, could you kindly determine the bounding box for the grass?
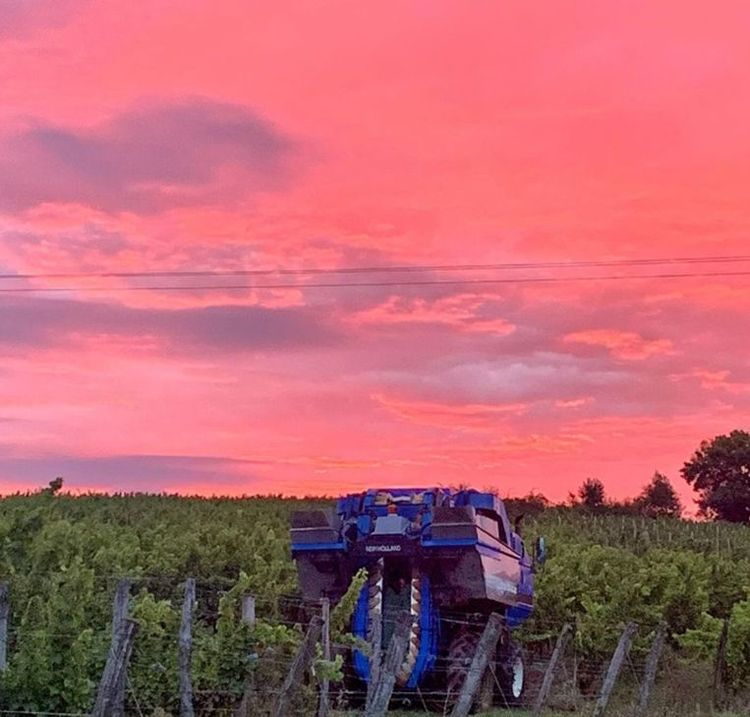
[331,656,749,717]
[335,705,747,717]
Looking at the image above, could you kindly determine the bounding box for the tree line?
[503,429,750,524]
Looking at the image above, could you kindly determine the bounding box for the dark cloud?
[0,98,296,212]
[0,0,82,40]
[0,296,342,353]
[5,227,128,259]
[0,454,260,493]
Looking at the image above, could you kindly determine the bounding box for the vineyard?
[0,491,748,715]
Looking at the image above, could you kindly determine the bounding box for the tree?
[575,478,606,510]
[681,430,750,523]
[504,492,549,521]
[41,477,64,495]
[637,472,682,518]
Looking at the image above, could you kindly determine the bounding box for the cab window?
[476,508,508,545]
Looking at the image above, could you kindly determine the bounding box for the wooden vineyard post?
[110,579,131,717]
[179,578,196,717]
[449,613,504,717]
[365,610,383,710]
[634,623,667,717]
[713,618,730,709]
[317,598,331,717]
[0,582,9,672]
[592,622,638,717]
[241,593,256,628]
[533,623,573,715]
[235,594,258,717]
[92,618,139,717]
[272,614,323,717]
[365,611,412,717]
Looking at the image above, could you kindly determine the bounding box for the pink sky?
[1,1,749,505]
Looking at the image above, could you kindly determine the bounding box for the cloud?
[373,393,528,429]
[563,329,676,360]
[555,397,595,409]
[670,368,750,394]
[437,432,595,460]
[0,98,296,212]
[0,0,82,40]
[0,296,341,353]
[0,454,261,493]
[365,352,630,407]
[2,226,128,267]
[352,293,516,336]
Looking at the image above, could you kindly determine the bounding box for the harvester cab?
[291,487,539,707]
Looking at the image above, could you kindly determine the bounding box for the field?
[0,491,748,714]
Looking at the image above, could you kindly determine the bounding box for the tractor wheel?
[445,628,490,712]
[498,641,525,707]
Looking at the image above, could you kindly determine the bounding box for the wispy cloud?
[353,294,516,336]
[563,329,676,360]
[373,393,528,429]
[670,368,750,394]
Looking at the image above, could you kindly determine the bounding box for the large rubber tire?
[498,641,525,707]
[445,628,491,712]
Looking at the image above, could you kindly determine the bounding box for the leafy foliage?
[574,478,606,511]
[682,429,750,523]
[0,491,748,709]
[330,567,367,641]
[0,493,318,712]
[637,472,682,518]
[727,598,750,689]
[522,507,750,691]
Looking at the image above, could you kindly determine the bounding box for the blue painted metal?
[506,604,533,629]
[290,541,346,551]
[421,537,478,548]
[406,573,438,688]
[352,582,370,681]
[356,513,372,536]
[351,572,439,688]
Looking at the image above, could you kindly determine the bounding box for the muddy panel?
[294,555,339,599]
[430,549,487,604]
[480,551,521,605]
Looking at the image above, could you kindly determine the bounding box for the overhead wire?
[0,268,749,294]
[1,253,750,281]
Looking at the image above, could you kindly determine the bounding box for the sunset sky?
[1,1,749,505]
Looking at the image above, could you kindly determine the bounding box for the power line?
[0,254,749,281]
[0,268,749,294]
